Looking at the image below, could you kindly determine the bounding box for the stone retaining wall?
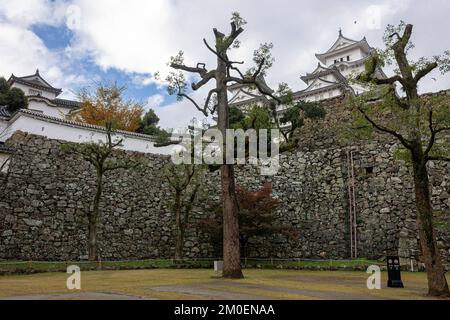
[1,131,448,263]
[1,92,449,263]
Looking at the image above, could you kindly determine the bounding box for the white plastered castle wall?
[27,100,73,119]
[1,113,175,156]
[10,82,56,100]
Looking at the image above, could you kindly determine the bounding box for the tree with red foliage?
[197,183,298,258]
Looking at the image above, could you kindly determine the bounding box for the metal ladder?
[346,149,358,259]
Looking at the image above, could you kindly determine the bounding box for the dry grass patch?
[0,269,447,300]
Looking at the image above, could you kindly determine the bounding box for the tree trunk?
[221,164,243,278]
[216,55,243,279]
[412,156,450,296]
[240,236,248,260]
[88,216,97,261]
[88,172,103,261]
[174,191,184,261]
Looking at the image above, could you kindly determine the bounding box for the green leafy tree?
[230,105,276,156]
[0,77,28,113]
[233,81,325,150]
[62,122,141,261]
[229,106,246,129]
[242,105,273,131]
[279,101,326,145]
[139,109,160,133]
[138,109,162,134]
[350,22,450,297]
[165,163,204,260]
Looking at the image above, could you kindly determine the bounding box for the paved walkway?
[148,281,384,300]
[2,292,155,300]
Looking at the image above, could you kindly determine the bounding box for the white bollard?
[214,261,223,275]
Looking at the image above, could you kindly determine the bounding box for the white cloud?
[68,0,176,75]
[155,86,213,130]
[2,0,450,129]
[0,1,58,76]
[0,0,65,27]
[146,94,164,109]
[132,74,164,89]
[0,0,89,95]
[64,0,422,92]
[0,22,57,78]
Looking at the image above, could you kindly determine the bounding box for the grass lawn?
[0,258,380,274]
[0,269,448,300]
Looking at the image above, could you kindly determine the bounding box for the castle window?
[347,56,350,61]
[29,89,42,96]
[340,57,344,62]
[365,166,374,175]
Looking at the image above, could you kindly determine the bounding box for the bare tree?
[353,22,450,297]
[166,13,286,278]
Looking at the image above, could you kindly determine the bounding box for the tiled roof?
[0,142,13,153]
[27,95,80,110]
[12,109,157,142]
[53,98,81,109]
[0,105,11,118]
[293,83,341,99]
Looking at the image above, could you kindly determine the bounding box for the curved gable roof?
[8,69,62,96]
[322,30,358,53]
[315,30,371,64]
[301,63,334,83]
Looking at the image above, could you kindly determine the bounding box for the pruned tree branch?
[203,38,227,63]
[425,106,450,155]
[225,75,280,104]
[425,108,436,155]
[435,126,450,133]
[170,63,207,77]
[373,75,404,86]
[192,71,216,90]
[178,92,209,117]
[357,106,413,150]
[228,64,245,79]
[414,62,438,83]
[223,57,280,105]
[397,24,413,50]
[222,22,244,49]
[389,32,401,41]
[427,156,450,162]
[204,89,218,114]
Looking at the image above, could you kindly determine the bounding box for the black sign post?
[387,256,404,288]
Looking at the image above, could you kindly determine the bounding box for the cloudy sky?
[0,0,449,129]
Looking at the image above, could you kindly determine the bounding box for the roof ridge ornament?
[339,28,343,36]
